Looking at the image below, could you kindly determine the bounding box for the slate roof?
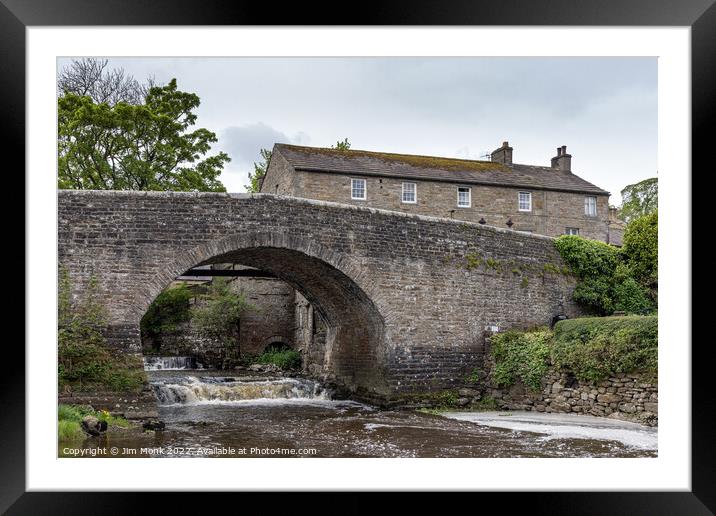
[274,143,610,196]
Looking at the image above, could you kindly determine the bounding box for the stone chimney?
[490,141,513,165]
[551,145,571,172]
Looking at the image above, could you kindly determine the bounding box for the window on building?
[585,196,597,216]
[402,182,417,203]
[518,191,532,212]
[566,227,580,236]
[351,178,366,200]
[457,187,471,208]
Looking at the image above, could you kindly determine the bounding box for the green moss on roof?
[279,144,509,173]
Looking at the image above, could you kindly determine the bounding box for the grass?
[58,404,130,441]
[241,344,302,370]
[255,348,302,370]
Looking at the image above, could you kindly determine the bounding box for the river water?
[60,361,657,458]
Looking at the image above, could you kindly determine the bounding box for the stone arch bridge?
[58,190,580,405]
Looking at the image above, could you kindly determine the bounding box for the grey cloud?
[221,122,291,164]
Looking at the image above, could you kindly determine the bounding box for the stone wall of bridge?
[58,190,583,402]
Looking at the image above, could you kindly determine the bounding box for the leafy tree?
[622,210,658,299]
[191,278,254,368]
[331,138,351,150]
[244,148,272,193]
[554,235,654,315]
[58,58,154,106]
[619,177,657,223]
[58,78,229,191]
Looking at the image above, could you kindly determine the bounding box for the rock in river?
[81,416,108,437]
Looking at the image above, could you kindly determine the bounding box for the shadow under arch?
[259,335,295,352]
[134,231,389,396]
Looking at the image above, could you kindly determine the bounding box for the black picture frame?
[5,0,711,511]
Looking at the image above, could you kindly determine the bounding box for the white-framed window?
[457,187,471,208]
[402,182,417,203]
[351,178,366,200]
[566,227,580,236]
[585,196,597,216]
[518,191,532,212]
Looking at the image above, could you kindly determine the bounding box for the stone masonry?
[58,190,583,406]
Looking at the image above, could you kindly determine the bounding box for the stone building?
[260,142,612,241]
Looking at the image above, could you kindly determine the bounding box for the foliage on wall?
[58,269,144,393]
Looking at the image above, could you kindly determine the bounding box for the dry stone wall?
[483,343,658,426]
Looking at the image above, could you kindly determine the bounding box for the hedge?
[551,316,658,383]
[489,316,658,390]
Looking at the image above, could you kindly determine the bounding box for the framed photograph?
[7,0,710,510]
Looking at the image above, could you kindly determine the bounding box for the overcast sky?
[58,57,657,204]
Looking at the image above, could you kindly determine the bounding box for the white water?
[441,411,658,450]
[152,375,331,406]
[143,356,202,371]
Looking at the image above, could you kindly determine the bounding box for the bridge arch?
[133,231,389,396]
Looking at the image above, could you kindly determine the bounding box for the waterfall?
[151,376,330,405]
[143,356,202,371]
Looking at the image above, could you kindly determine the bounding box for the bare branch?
[57,57,154,105]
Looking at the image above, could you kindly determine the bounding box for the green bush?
[622,210,658,300]
[554,235,654,315]
[192,278,254,347]
[489,316,658,389]
[551,316,657,383]
[255,348,302,370]
[612,264,653,313]
[554,235,621,277]
[490,328,552,391]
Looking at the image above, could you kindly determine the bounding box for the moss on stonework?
[486,257,502,271]
[283,144,510,172]
[542,263,562,275]
[465,253,482,270]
